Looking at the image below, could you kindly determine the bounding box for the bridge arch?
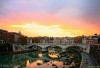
[45,45,62,52]
[28,45,42,51]
[66,46,83,52]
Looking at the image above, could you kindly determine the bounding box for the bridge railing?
[28,43,88,45]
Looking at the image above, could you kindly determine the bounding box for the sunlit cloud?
[11,22,60,29]
[10,22,79,37]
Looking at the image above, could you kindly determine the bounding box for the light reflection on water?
[38,53,42,57]
[0,51,80,68]
[48,53,60,58]
[25,52,63,68]
[26,60,43,68]
[26,60,63,68]
[0,52,64,68]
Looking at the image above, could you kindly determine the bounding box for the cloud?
[1,0,100,22]
[10,22,79,37]
[83,0,100,25]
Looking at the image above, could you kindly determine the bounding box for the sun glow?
[10,22,80,37]
[11,22,78,37]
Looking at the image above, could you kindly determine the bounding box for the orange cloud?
[10,22,83,37]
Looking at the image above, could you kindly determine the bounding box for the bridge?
[14,43,90,53]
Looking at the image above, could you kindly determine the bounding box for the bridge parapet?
[29,43,88,45]
[13,43,90,53]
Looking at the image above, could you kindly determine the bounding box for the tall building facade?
[90,44,100,65]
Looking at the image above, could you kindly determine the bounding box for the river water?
[0,51,80,68]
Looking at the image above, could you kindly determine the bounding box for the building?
[0,29,27,45]
[0,29,15,43]
[0,43,13,53]
[74,36,82,44]
[92,36,98,44]
[27,37,33,44]
[98,35,100,43]
[90,44,100,65]
[10,32,21,44]
[0,29,8,43]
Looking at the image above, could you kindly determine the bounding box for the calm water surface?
[0,51,77,68]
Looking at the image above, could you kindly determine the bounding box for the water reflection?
[48,53,60,58]
[48,49,61,59]
[26,60,43,68]
[38,53,42,57]
[0,51,80,68]
[26,60,63,68]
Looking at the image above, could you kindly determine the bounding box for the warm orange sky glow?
[0,0,100,37]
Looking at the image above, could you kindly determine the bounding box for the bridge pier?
[42,48,47,52]
[13,45,16,52]
[62,48,66,52]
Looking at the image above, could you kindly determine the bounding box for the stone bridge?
[13,43,90,53]
[25,43,90,53]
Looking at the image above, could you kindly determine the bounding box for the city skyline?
[0,0,100,37]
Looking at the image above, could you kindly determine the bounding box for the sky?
[0,0,100,37]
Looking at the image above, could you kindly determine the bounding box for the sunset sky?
[0,0,100,37]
